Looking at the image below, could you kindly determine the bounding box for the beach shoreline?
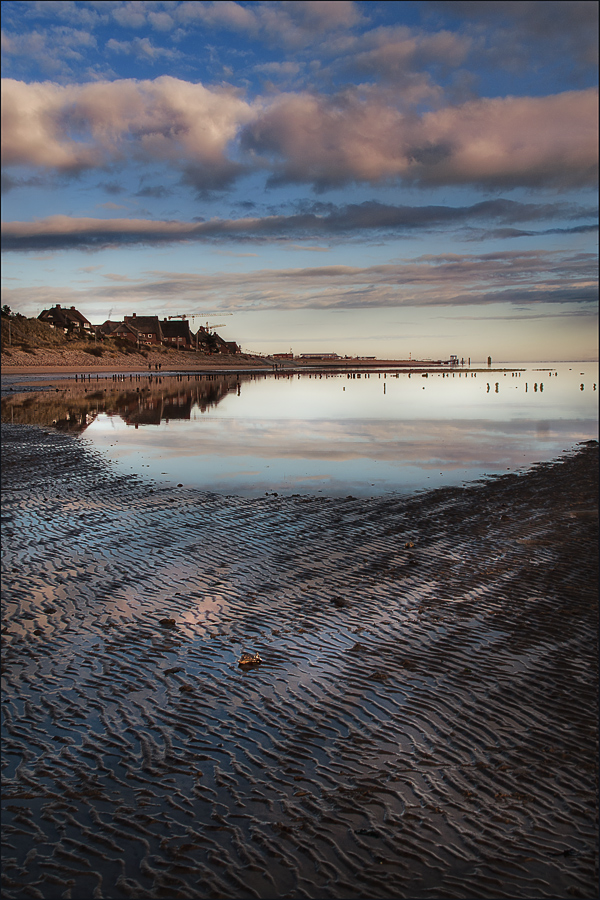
[1,344,527,378]
[2,419,597,899]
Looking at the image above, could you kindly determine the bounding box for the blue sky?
[2,0,598,360]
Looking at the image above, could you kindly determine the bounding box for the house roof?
[160,319,192,339]
[110,321,140,337]
[99,319,123,334]
[124,315,163,337]
[38,305,92,327]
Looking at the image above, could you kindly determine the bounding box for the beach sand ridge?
[2,424,598,899]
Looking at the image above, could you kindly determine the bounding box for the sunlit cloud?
[2,77,597,192]
[242,87,598,190]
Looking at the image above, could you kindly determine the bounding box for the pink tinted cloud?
[417,89,599,189]
[243,87,598,189]
[2,76,597,191]
[176,0,362,46]
[349,26,472,82]
[1,76,255,186]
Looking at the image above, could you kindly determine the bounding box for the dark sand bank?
[1,424,598,899]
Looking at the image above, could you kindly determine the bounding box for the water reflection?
[1,374,248,432]
[2,364,597,497]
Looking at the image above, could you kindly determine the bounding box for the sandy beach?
[1,345,514,379]
[1,413,597,899]
[0,345,275,376]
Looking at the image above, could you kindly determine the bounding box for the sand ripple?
[2,424,598,899]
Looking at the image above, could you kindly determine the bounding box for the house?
[210,331,231,354]
[224,341,240,354]
[97,320,121,337]
[123,314,163,345]
[107,321,141,344]
[194,325,222,353]
[160,319,194,350]
[38,304,94,336]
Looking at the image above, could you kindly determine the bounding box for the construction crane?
[167,312,233,326]
[165,312,232,351]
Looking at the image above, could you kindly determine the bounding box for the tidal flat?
[1,414,598,899]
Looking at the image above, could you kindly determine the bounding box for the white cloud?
[148,11,175,31]
[106,36,180,61]
[112,1,148,29]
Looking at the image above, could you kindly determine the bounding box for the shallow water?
[2,361,597,497]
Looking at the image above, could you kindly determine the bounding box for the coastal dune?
[1,423,598,899]
[0,345,270,375]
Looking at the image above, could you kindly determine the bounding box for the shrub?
[111,338,137,354]
[83,346,104,357]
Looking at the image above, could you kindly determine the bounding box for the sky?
[1,0,598,361]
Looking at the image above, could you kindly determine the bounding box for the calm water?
[38,362,600,497]
[2,362,597,497]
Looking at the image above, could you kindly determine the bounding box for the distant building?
[107,321,140,344]
[93,312,239,353]
[97,320,122,337]
[38,304,94,336]
[124,314,163,345]
[192,326,233,354]
[299,352,339,359]
[273,353,294,359]
[160,319,194,350]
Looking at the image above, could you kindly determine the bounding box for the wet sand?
[1,423,598,899]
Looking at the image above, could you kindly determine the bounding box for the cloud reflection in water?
[3,365,597,497]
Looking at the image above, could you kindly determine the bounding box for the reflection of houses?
[38,304,94,336]
[162,394,193,421]
[1,376,250,433]
[120,393,163,426]
[116,390,193,426]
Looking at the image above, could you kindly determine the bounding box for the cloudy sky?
[2,0,598,361]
